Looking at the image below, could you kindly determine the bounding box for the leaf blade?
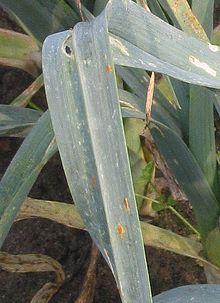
[43,17,153,302]
[0,112,57,247]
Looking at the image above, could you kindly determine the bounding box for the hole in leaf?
[65,45,72,55]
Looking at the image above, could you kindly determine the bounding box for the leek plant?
[1,0,220,302]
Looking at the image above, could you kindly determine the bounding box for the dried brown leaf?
[75,242,99,303]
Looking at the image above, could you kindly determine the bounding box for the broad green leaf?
[149,120,219,238]
[156,75,189,141]
[93,0,109,16]
[0,29,40,75]
[154,285,220,303]
[0,0,80,43]
[189,86,217,192]
[43,19,152,303]
[0,105,42,137]
[189,1,217,193]
[108,1,220,88]
[42,2,220,300]
[0,111,57,247]
[158,0,219,206]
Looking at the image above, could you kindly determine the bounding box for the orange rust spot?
[106,64,113,73]
[117,224,125,238]
[91,175,97,188]
[123,197,129,210]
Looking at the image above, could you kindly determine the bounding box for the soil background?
[0,3,219,303]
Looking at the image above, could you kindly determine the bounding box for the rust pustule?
[123,197,129,210]
[106,64,113,73]
[91,175,97,188]
[117,224,125,238]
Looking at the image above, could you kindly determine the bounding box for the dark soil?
[1,4,218,303]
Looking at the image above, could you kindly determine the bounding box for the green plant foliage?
[0,105,42,137]
[43,22,153,303]
[150,120,219,238]
[124,118,147,209]
[0,112,57,247]
[206,227,220,267]
[1,0,220,301]
[152,195,176,212]
[0,0,80,43]
[0,28,40,75]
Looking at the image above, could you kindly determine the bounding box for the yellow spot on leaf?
[109,36,130,56]
[189,56,216,77]
[208,43,219,52]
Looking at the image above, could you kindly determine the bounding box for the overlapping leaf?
[0,105,42,137]
[149,120,219,237]
[42,0,220,301]
[0,29,40,75]
[43,21,152,303]
[0,0,80,43]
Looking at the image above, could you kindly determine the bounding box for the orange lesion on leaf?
[117,224,125,238]
[90,176,97,188]
[123,197,129,210]
[106,64,113,73]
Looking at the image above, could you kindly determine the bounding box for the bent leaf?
[0,252,64,279]
[0,252,64,303]
[43,20,152,303]
[17,197,219,271]
[108,1,220,88]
